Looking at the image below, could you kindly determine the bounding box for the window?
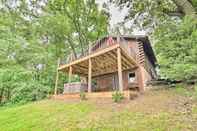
[128,72,135,83]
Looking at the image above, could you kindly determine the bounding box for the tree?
[0,0,108,105]
[172,0,196,16]
[154,16,197,81]
[110,0,197,81]
[39,0,108,58]
[109,0,196,33]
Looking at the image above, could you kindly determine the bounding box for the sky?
[95,0,129,26]
[95,0,146,35]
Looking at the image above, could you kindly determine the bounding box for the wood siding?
[60,36,157,93]
[95,39,156,91]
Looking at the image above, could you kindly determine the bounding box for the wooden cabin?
[57,35,157,95]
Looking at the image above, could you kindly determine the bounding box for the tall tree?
[39,0,108,58]
[110,0,197,81]
[172,0,196,16]
[0,0,108,105]
[109,0,196,33]
[154,16,197,81]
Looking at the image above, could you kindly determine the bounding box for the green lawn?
[0,88,197,131]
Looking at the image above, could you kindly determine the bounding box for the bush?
[79,91,86,100]
[174,84,194,97]
[112,91,124,103]
[10,82,49,104]
[0,68,50,105]
[154,16,197,81]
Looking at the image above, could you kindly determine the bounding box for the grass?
[0,100,94,131]
[0,87,197,131]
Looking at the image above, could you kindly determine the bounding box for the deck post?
[117,48,123,92]
[68,66,72,83]
[54,58,60,95]
[88,58,92,93]
[137,66,144,92]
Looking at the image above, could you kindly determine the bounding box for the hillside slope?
[0,88,197,131]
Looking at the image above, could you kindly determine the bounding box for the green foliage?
[112,91,124,103]
[154,16,197,81]
[174,84,194,97]
[0,66,50,105]
[11,82,49,104]
[194,84,197,99]
[0,0,108,106]
[39,0,108,57]
[79,91,86,101]
[191,0,197,12]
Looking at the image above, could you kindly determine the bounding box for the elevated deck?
[58,43,138,77]
[55,36,145,95]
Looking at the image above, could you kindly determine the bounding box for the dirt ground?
[61,88,196,113]
[67,88,197,127]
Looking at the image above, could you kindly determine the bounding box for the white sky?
[95,0,146,35]
[96,0,128,26]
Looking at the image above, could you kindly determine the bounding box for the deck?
[58,43,138,77]
[55,37,145,95]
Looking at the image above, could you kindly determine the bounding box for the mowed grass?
[0,100,94,131]
[0,88,197,131]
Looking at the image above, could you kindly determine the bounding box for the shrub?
[174,84,193,97]
[112,91,124,103]
[79,91,86,100]
[0,67,50,106]
[11,82,49,104]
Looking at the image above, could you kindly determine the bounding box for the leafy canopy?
[0,0,108,105]
[154,16,197,81]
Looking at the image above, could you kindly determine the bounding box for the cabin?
[56,35,157,97]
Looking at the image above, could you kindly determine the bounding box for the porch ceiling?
[58,44,138,77]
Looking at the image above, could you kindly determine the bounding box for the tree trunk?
[0,88,4,104]
[172,0,196,16]
[66,37,77,59]
[7,88,11,101]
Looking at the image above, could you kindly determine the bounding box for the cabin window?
[128,72,135,83]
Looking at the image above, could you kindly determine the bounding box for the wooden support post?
[68,66,72,83]
[137,66,144,92]
[54,58,60,95]
[117,48,123,92]
[88,58,92,93]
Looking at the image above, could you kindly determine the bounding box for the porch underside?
[56,43,144,94]
[58,44,138,77]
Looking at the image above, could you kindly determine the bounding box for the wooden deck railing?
[62,37,137,65]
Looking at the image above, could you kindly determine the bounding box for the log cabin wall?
[127,40,139,60]
[94,69,137,91]
[94,38,156,91]
[59,36,157,93]
[94,39,138,91]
